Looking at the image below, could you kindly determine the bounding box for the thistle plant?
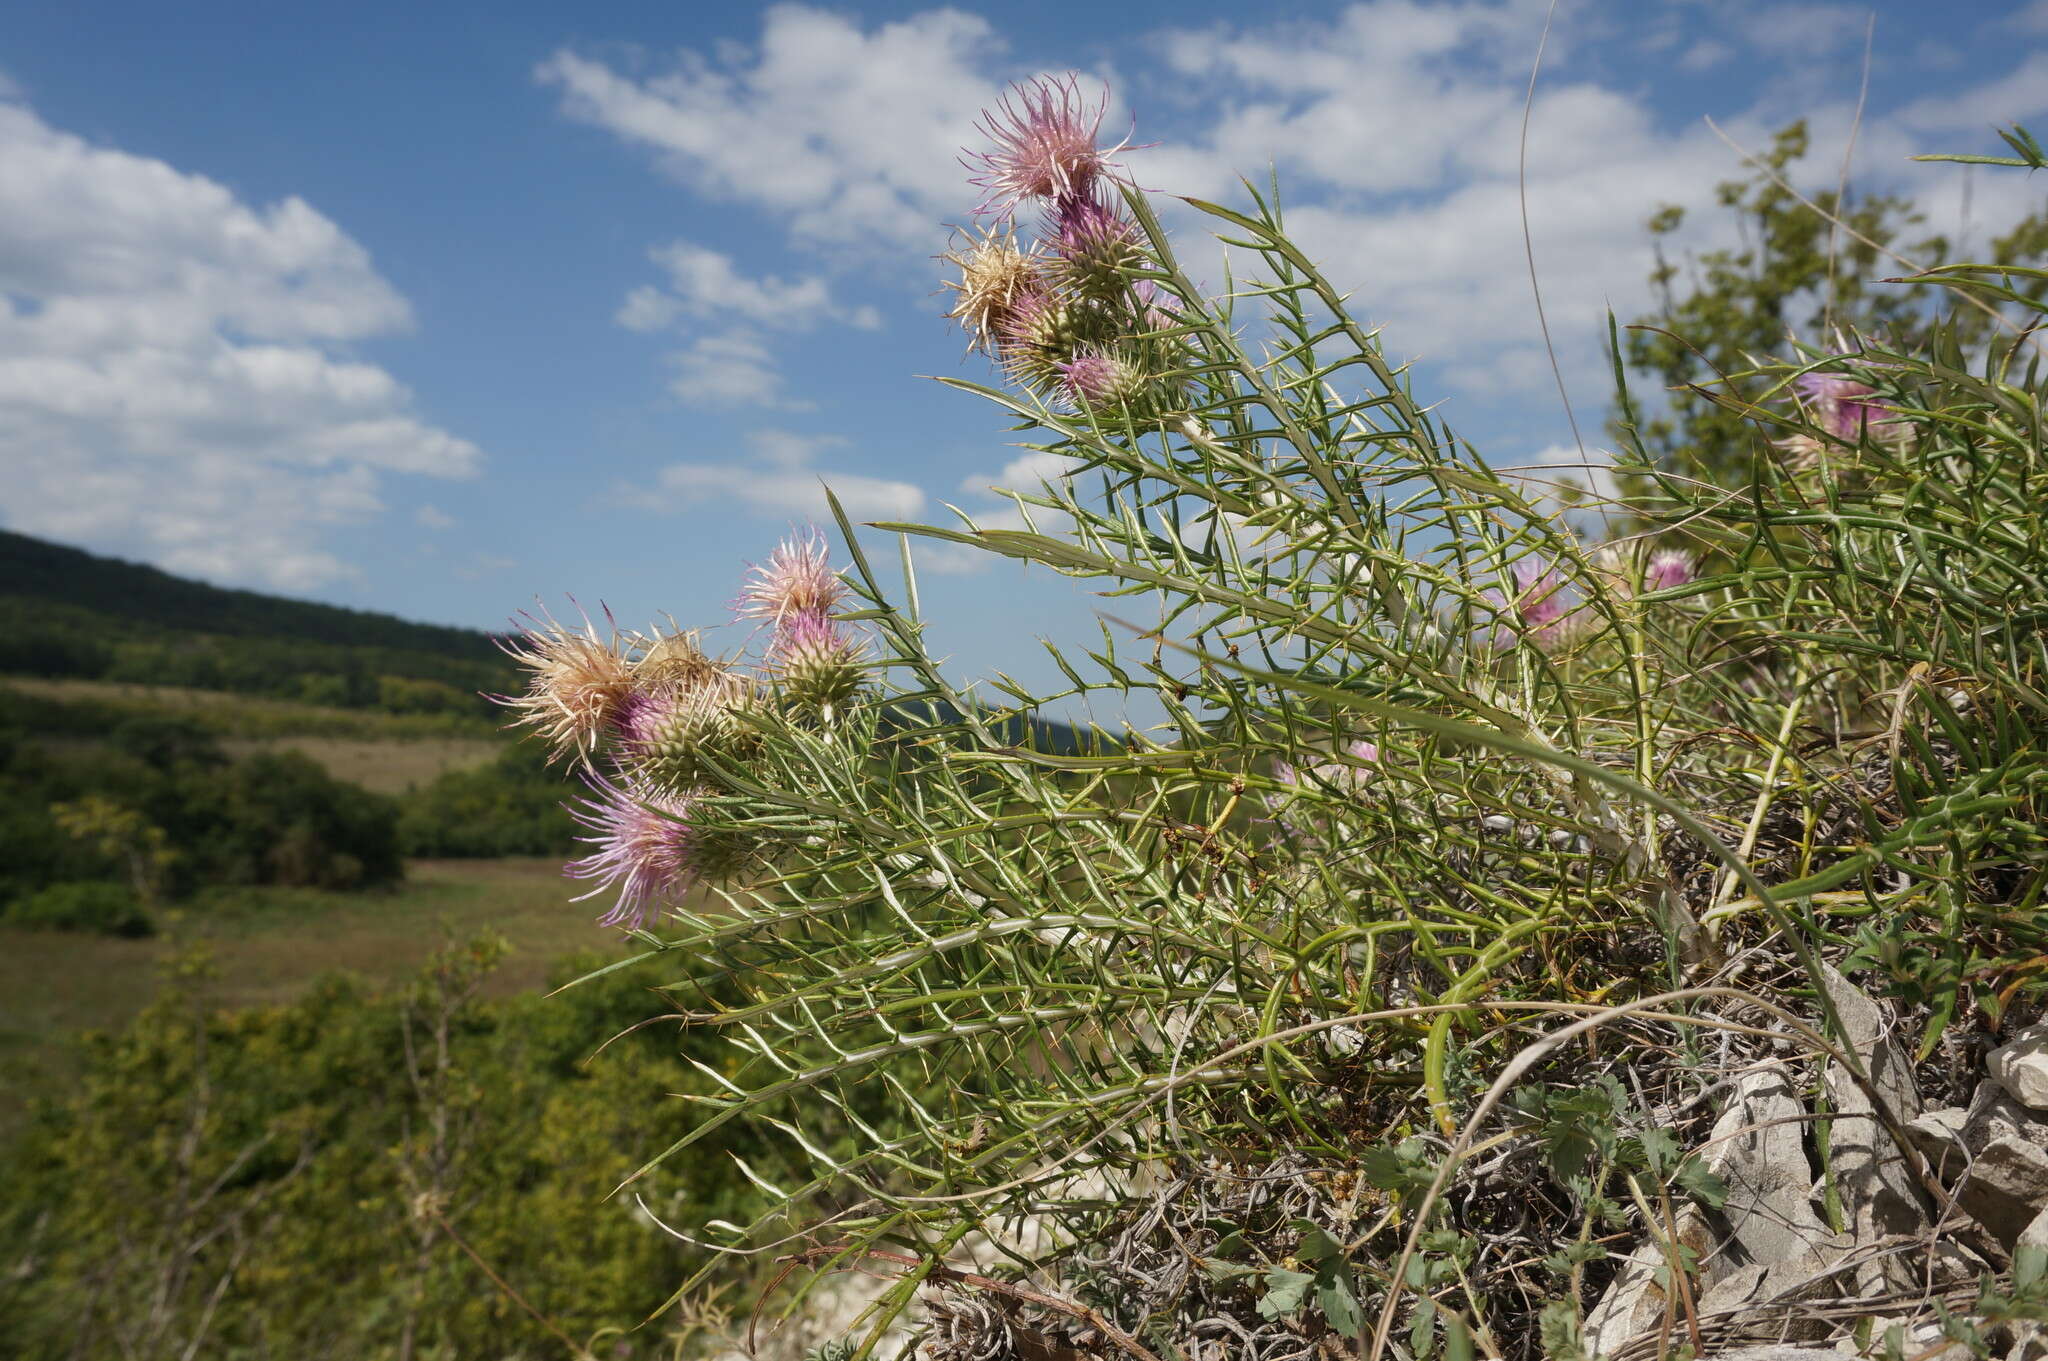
[506,85,2048,1361]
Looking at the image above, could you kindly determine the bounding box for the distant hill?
[0,529,512,719]
[0,530,502,660]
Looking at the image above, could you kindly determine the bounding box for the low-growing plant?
[500,79,2048,1360]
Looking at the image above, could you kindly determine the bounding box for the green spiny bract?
[617,680,760,791]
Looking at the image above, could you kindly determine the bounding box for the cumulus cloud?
[539,7,1009,253]
[0,97,479,590]
[620,427,925,520]
[551,1,2048,452]
[661,331,812,408]
[617,240,882,333]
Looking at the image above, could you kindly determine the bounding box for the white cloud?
[1894,51,2048,134]
[1678,40,1732,72]
[415,504,455,530]
[958,449,1080,495]
[1135,3,2048,423]
[0,97,479,589]
[538,7,1011,253]
[1498,441,1624,529]
[620,427,925,520]
[619,240,881,333]
[662,330,811,408]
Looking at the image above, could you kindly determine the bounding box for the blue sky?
[3,0,2044,697]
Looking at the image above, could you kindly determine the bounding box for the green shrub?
[397,741,577,858]
[3,881,151,937]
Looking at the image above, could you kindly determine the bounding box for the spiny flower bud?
[735,529,846,630]
[941,227,1042,355]
[1056,345,1148,410]
[772,610,866,717]
[1045,192,1143,300]
[495,604,634,763]
[566,775,752,928]
[997,289,1095,393]
[617,679,759,791]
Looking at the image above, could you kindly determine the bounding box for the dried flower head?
[941,227,1042,354]
[632,626,727,695]
[965,74,1129,219]
[1274,740,1381,791]
[735,529,845,629]
[565,776,708,929]
[1772,431,1825,473]
[496,604,635,762]
[1267,739,1382,848]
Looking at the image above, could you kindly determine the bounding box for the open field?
[215,734,498,794]
[0,674,500,741]
[0,858,657,1133]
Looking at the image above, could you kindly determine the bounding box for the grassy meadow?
[0,857,641,1134]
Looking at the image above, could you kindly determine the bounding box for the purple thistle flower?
[1794,371,1900,442]
[612,675,758,790]
[965,75,1130,219]
[1644,549,1695,592]
[1514,557,1570,632]
[1484,557,1583,650]
[735,529,844,630]
[1047,191,1138,257]
[1043,191,1145,302]
[565,774,704,929]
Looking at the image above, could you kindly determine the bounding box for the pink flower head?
[736,529,845,630]
[773,608,853,658]
[565,774,704,929]
[1644,549,1695,592]
[1484,556,1584,650]
[1794,371,1899,442]
[1514,557,1570,632]
[965,74,1130,219]
[1342,739,1380,766]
